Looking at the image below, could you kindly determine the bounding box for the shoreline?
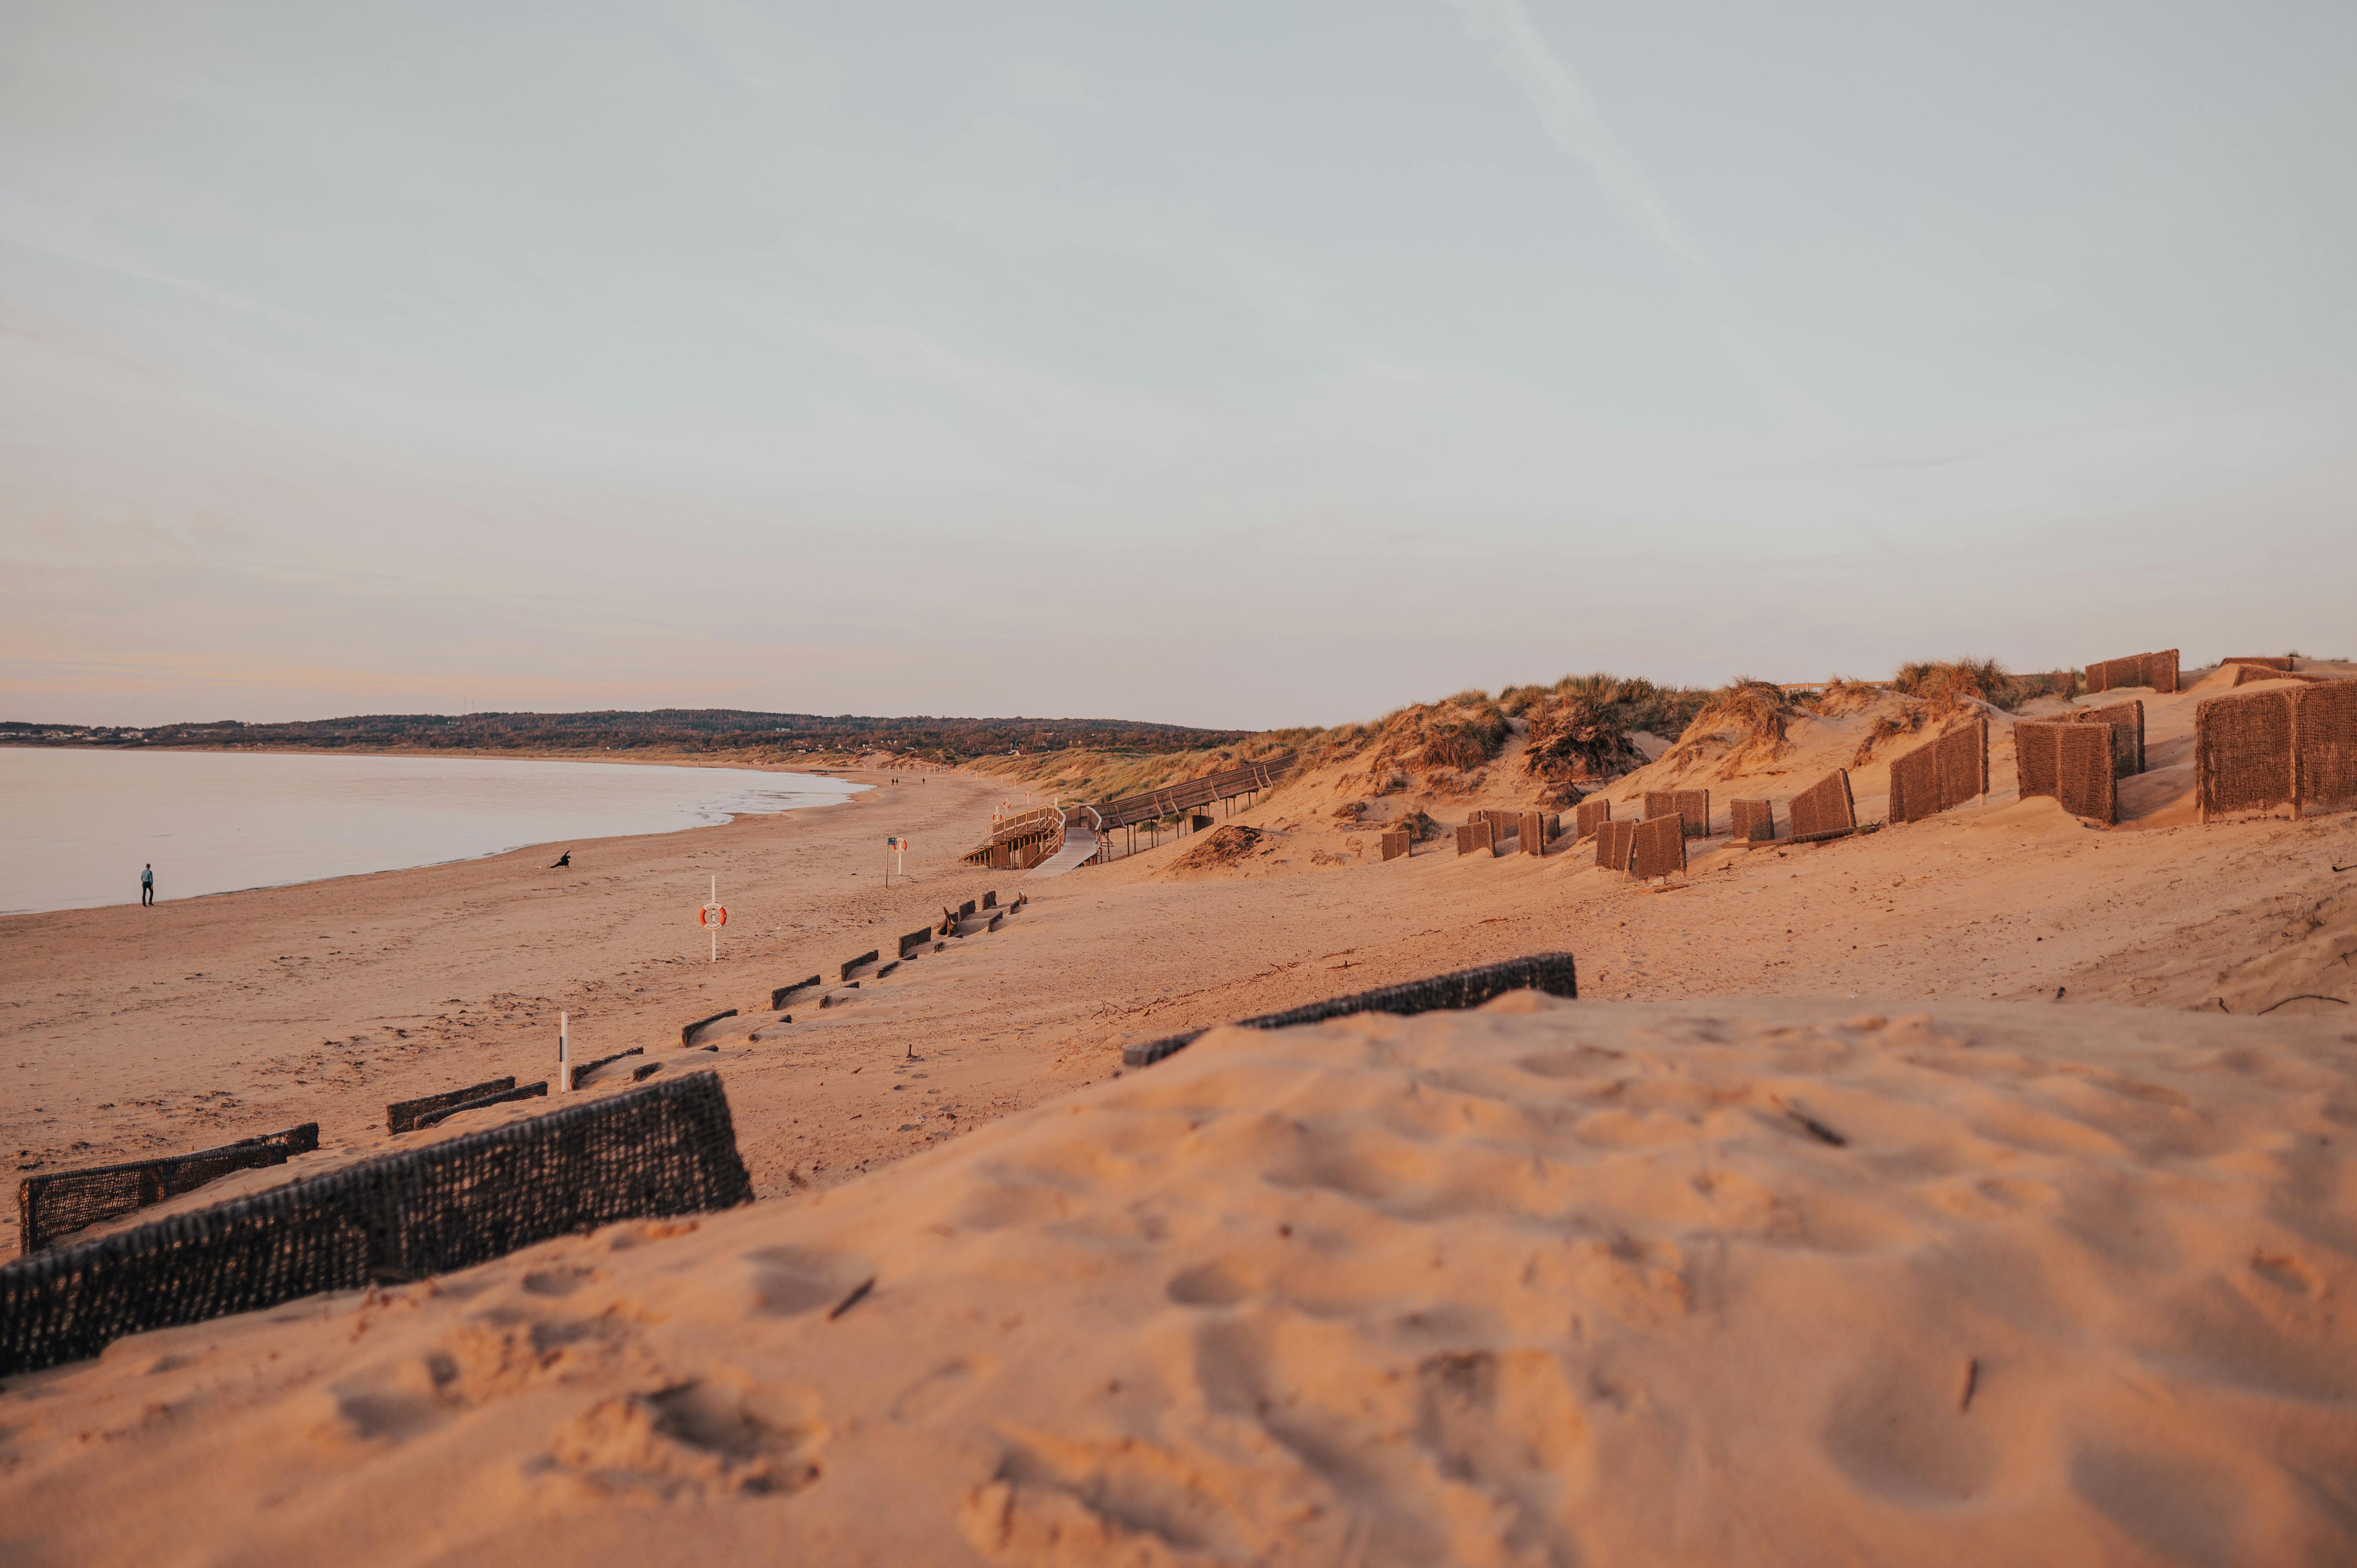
[0,750,890,921]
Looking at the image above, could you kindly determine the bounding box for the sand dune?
[6,664,2357,1560]
[4,994,2354,1564]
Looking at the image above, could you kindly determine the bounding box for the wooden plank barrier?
[681,1009,738,1047]
[770,975,822,1009]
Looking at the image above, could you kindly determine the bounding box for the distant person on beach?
[550,850,571,868]
[140,863,154,906]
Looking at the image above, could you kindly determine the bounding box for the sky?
[3,0,2352,731]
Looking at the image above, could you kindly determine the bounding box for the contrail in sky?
[1441,0,1721,290]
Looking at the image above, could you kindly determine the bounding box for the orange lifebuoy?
[698,905,728,927]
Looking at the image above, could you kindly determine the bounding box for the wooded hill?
[0,710,1250,763]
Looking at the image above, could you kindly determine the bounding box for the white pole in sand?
[710,875,718,964]
[559,1011,570,1092]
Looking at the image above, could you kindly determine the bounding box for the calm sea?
[0,748,868,915]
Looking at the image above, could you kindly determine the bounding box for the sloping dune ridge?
[6,994,2354,1566]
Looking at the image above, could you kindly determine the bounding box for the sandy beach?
[4,663,2355,1562]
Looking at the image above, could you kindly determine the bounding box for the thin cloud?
[1441,0,1720,288]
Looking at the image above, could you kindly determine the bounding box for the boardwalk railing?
[961,753,1295,868]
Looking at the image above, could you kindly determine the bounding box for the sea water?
[0,748,867,914]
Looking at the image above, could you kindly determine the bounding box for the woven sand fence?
[2085,649,2179,695]
[1627,816,1687,880]
[0,1072,751,1377]
[1729,798,1775,843]
[1887,719,1989,826]
[1786,770,1857,842]
[1574,798,1610,841]
[1642,789,1711,839]
[2014,722,2117,824]
[1122,953,1579,1068]
[17,1124,321,1258]
[2197,682,2357,822]
[2073,701,2145,776]
[1594,817,1637,870]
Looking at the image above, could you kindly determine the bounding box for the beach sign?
[697,876,727,962]
[886,835,910,886]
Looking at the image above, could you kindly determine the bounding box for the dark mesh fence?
[1380,830,1410,861]
[2197,690,2294,819]
[1787,771,1857,842]
[0,1072,751,1377]
[1730,798,1774,842]
[1122,953,1578,1068]
[1595,818,1637,870]
[1575,798,1610,840]
[1628,816,1686,879]
[18,1124,321,1257]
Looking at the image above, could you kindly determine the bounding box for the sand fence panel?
[1887,741,1938,826]
[1729,798,1775,842]
[1121,953,1579,1068]
[1519,812,1547,855]
[1641,791,1710,838]
[1786,770,1857,842]
[2297,681,2357,815]
[1380,830,1410,861]
[0,1072,752,1377]
[1627,816,1687,879]
[1574,798,1610,841]
[2086,650,2179,695]
[2196,690,2295,819]
[2076,701,2145,776]
[2222,656,2293,672]
[2016,721,2116,821]
[2056,724,2117,823]
[18,1124,322,1258]
[1595,818,1637,871]
[1890,720,1990,825]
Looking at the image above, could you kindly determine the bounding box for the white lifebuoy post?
[698,875,726,962]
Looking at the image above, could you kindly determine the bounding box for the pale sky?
[4,1,2352,730]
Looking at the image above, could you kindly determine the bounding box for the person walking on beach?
[140,863,154,907]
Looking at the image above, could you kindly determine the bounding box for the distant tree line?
[0,709,1251,763]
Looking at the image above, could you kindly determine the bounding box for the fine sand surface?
[4,666,2356,1560]
[4,995,2355,1565]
